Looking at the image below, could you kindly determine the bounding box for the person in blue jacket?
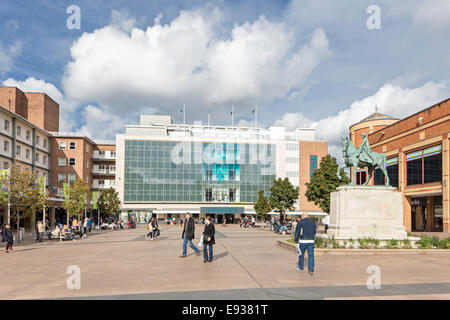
[294,212,316,275]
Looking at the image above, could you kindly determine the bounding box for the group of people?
[146,217,160,240]
[179,213,215,263]
[239,215,256,228]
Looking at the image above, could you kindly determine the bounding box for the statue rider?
[355,133,375,164]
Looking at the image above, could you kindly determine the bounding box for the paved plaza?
[1,225,450,300]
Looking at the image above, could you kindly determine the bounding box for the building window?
[69,158,76,166]
[374,157,399,187]
[26,149,30,159]
[4,141,9,152]
[70,141,76,150]
[58,173,66,182]
[59,141,66,150]
[36,135,40,146]
[43,139,47,149]
[43,155,47,165]
[58,157,66,166]
[98,179,105,187]
[4,120,9,131]
[86,145,89,153]
[99,150,105,157]
[111,151,116,158]
[35,152,40,162]
[16,126,21,137]
[286,143,299,151]
[287,171,299,178]
[407,145,442,186]
[3,162,9,169]
[68,173,76,182]
[86,160,89,169]
[310,155,318,180]
[99,165,105,173]
[26,130,30,141]
[16,145,21,157]
[58,188,65,198]
[110,165,115,172]
[85,175,89,184]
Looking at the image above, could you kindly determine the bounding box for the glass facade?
[310,155,318,180]
[407,145,442,186]
[124,140,275,203]
[374,157,399,187]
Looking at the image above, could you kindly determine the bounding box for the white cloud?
[2,77,76,131]
[412,0,450,31]
[274,81,449,158]
[0,40,22,74]
[62,7,330,122]
[78,105,126,140]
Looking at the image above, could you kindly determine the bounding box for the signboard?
[92,191,99,209]
[200,207,245,214]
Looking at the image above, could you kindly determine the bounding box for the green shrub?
[417,236,432,249]
[358,238,370,249]
[348,238,355,249]
[431,236,440,248]
[402,238,411,249]
[439,237,450,249]
[315,237,326,248]
[329,236,340,249]
[386,239,399,249]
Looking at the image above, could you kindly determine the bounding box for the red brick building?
[350,98,450,233]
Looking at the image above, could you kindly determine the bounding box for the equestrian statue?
[337,133,390,186]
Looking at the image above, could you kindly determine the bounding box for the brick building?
[349,98,450,233]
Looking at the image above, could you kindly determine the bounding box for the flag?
[180,105,184,112]
[252,108,256,114]
[38,176,45,197]
[63,182,69,200]
[92,191,99,209]
[0,169,8,201]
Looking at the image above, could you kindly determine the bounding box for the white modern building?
[115,115,328,222]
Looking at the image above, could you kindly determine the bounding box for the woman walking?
[202,216,215,263]
[146,219,153,240]
[151,217,159,240]
[4,224,13,253]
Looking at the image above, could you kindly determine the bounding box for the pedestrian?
[4,224,13,253]
[146,220,153,240]
[87,218,92,232]
[222,216,227,227]
[151,217,159,240]
[294,212,317,275]
[202,216,215,263]
[270,216,274,231]
[292,219,298,236]
[83,218,88,234]
[322,214,330,234]
[179,213,200,258]
[37,221,45,242]
[243,216,248,228]
[251,216,255,229]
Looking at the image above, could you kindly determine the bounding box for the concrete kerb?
[277,240,450,255]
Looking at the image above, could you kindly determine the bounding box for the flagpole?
[231,105,234,127]
[207,105,210,126]
[183,104,186,125]
[255,106,258,128]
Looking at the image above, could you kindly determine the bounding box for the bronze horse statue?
[337,136,390,186]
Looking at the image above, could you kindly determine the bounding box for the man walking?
[179,213,200,258]
[322,214,330,234]
[294,212,316,275]
[37,221,45,242]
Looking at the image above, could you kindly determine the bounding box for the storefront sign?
[200,207,244,214]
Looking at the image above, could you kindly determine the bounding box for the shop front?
[410,196,443,232]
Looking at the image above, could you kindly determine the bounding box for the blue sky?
[1,0,449,155]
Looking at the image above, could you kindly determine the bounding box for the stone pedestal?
[327,185,407,240]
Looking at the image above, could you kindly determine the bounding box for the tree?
[64,179,91,222]
[269,178,299,223]
[7,165,41,242]
[98,187,120,219]
[305,154,350,213]
[253,189,271,221]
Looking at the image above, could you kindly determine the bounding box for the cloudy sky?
[1,0,449,156]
